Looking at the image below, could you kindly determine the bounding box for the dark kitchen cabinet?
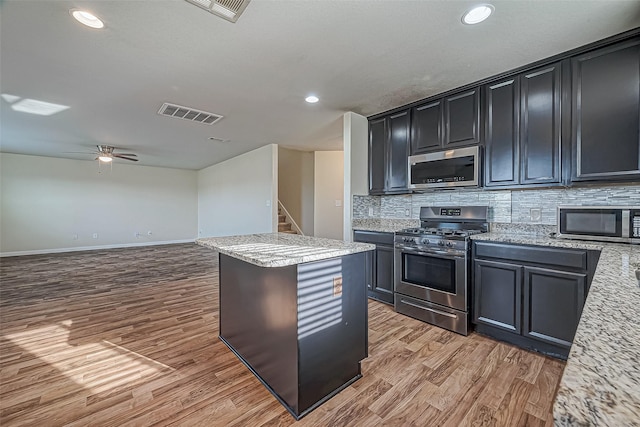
[484,77,520,186]
[372,30,639,190]
[484,63,563,187]
[410,87,480,155]
[474,259,522,334]
[444,89,481,148]
[571,38,640,182]
[472,241,599,359]
[369,117,386,194]
[523,267,587,348]
[353,231,394,305]
[410,101,441,154]
[368,110,410,195]
[520,64,562,184]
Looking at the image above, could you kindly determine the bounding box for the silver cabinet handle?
[400,299,457,319]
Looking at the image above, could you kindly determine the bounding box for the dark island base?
[220,335,362,420]
[218,252,369,419]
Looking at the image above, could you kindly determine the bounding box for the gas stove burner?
[398,227,480,239]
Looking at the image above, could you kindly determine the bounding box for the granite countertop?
[196,233,375,268]
[351,218,420,233]
[471,232,640,426]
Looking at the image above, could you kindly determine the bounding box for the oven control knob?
[445,241,454,247]
[438,240,445,246]
[421,238,429,244]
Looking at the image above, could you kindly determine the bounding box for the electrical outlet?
[333,277,343,297]
[335,199,342,207]
[530,208,542,222]
[368,207,374,217]
[72,234,78,240]
[134,232,141,238]
[405,209,410,216]
[266,200,271,207]
[92,233,99,239]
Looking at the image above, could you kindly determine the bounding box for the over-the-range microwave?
[408,146,480,190]
[557,206,640,244]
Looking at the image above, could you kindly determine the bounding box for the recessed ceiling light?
[11,99,70,116]
[305,95,319,104]
[70,9,105,29]
[98,155,113,163]
[462,4,494,25]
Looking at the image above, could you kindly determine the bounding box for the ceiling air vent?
[157,103,223,125]
[184,0,251,23]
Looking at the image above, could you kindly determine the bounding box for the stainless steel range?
[394,206,488,335]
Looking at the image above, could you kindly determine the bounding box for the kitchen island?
[470,231,640,426]
[196,233,374,420]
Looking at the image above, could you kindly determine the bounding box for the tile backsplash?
[353,184,640,225]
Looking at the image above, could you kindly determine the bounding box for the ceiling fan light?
[98,155,113,163]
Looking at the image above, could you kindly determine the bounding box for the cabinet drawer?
[353,231,394,246]
[474,241,587,270]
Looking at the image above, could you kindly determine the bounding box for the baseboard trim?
[0,239,196,257]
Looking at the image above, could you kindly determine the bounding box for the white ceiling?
[1,0,639,170]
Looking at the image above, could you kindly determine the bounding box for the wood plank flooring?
[0,244,565,426]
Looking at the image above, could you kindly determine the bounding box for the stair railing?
[277,200,304,236]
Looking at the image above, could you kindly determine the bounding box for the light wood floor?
[0,244,565,426]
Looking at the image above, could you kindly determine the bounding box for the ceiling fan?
[95,145,138,163]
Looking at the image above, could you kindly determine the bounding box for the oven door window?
[402,253,456,293]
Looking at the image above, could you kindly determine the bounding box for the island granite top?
[196,233,374,268]
[471,232,640,426]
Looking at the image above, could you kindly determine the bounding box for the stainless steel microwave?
[557,206,640,244]
[408,146,480,190]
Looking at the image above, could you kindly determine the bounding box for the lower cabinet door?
[523,267,587,348]
[374,246,395,304]
[473,259,523,334]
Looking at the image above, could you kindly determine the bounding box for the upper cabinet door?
[443,88,481,148]
[410,100,442,154]
[368,117,387,194]
[520,63,562,185]
[386,110,410,192]
[571,39,640,182]
[485,77,520,187]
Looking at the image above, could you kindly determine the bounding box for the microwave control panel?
[633,210,640,238]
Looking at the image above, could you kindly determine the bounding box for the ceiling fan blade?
[115,153,137,157]
[113,154,138,162]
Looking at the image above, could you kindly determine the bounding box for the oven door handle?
[395,246,463,259]
[399,299,458,319]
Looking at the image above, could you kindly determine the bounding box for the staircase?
[278,208,297,234]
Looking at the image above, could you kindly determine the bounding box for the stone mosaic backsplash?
[353,184,640,225]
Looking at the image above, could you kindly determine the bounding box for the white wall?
[198,144,277,237]
[300,152,315,235]
[343,112,368,241]
[0,153,198,256]
[278,146,314,235]
[314,151,344,240]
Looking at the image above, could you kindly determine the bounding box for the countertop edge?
[196,234,375,268]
